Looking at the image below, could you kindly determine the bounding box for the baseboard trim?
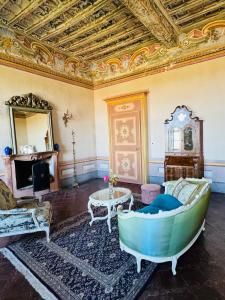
[60,171,97,187]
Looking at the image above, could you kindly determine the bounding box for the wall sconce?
[63,109,72,127]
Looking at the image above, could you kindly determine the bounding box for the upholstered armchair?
[0,179,51,242]
[117,178,211,275]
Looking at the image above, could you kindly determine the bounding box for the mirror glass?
[13,109,53,154]
[171,127,181,151]
[184,126,193,151]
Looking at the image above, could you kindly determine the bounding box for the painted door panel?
[109,100,142,184]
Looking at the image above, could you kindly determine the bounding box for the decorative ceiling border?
[93,45,225,89]
[92,20,225,87]
[0,56,93,89]
[0,26,93,89]
[1,21,225,89]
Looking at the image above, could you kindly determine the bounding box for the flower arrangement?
[103,170,118,185]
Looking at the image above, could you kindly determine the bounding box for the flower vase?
[108,183,114,197]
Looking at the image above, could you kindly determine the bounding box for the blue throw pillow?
[137,194,182,214]
[137,205,160,214]
[151,194,183,211]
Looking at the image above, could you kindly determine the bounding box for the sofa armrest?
[0,208,33,215]
[15,197,38,205]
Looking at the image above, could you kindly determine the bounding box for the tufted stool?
[141,184,161,204]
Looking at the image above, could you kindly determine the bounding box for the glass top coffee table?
[88,187,134,233]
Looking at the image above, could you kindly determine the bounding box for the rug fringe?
[0,248,58,300]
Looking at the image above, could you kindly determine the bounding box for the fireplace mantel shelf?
[2,151,58,161]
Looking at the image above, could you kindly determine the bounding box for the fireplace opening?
[15,160,51,190]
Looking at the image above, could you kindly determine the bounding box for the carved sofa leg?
[172,257,177,275]
[136,257,142,273]
[45,229,50,242]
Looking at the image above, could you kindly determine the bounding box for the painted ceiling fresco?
[0,0,225,88]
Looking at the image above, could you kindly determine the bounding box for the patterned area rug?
[2,201,157,300]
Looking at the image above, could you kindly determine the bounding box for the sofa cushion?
[184,182,206,204]
[0,179,16,210]
[0,201,51,235]
[172,178,199,205]
[137,194,182,214]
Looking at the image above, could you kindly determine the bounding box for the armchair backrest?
[0,179,16,210]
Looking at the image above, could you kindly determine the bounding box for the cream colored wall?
[1,56,225,187]
[94,56,225,163]
[0,65,95,172]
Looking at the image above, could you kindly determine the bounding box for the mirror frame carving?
[5,93,54,154]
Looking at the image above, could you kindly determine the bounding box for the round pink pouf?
[141,184,161,204]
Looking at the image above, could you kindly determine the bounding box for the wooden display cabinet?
[164,105,204,181]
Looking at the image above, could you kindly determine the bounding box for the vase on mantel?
[109,183,114,197]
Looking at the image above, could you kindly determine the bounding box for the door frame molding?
[105,91,148,184]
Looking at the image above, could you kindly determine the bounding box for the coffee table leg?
[88,200,94,226]
[107,204,112,233]
[128,194,134,211]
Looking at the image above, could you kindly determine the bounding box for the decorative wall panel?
[106,93,148,184]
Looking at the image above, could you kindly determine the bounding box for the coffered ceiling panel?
[161,0,225,30]
[0,0,155,61]
[0,0,225,88]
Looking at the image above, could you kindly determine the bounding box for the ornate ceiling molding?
[25,0,80,35]
[40,0,109,41]
[8,1,45,26]
[0,1,225,88]
[0,26,92,88]
[55,7,127,47]
[91,20,225,85]
[121,0,177,47]
[66,16,140,52]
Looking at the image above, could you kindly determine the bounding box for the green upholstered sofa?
[117,178,211,275]
[0,179,51,242]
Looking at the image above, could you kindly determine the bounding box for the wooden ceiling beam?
[0,0,9,11]
[167,0,206,15]
[55,8,127,47]
[92,40,152,63]
[154,0,180,33]
[8,1,45,26]
[85,32,151,60]
[66,17,136,51]
[26,0,80,35]
[176,2,225,25]
[40,0,109,41]
[184,11,225,32]
[72,26,148,56]
[121,0,177,46]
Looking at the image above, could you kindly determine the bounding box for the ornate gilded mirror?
[6,93,54,154]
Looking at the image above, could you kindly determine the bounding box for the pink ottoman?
[141,184,161,204]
